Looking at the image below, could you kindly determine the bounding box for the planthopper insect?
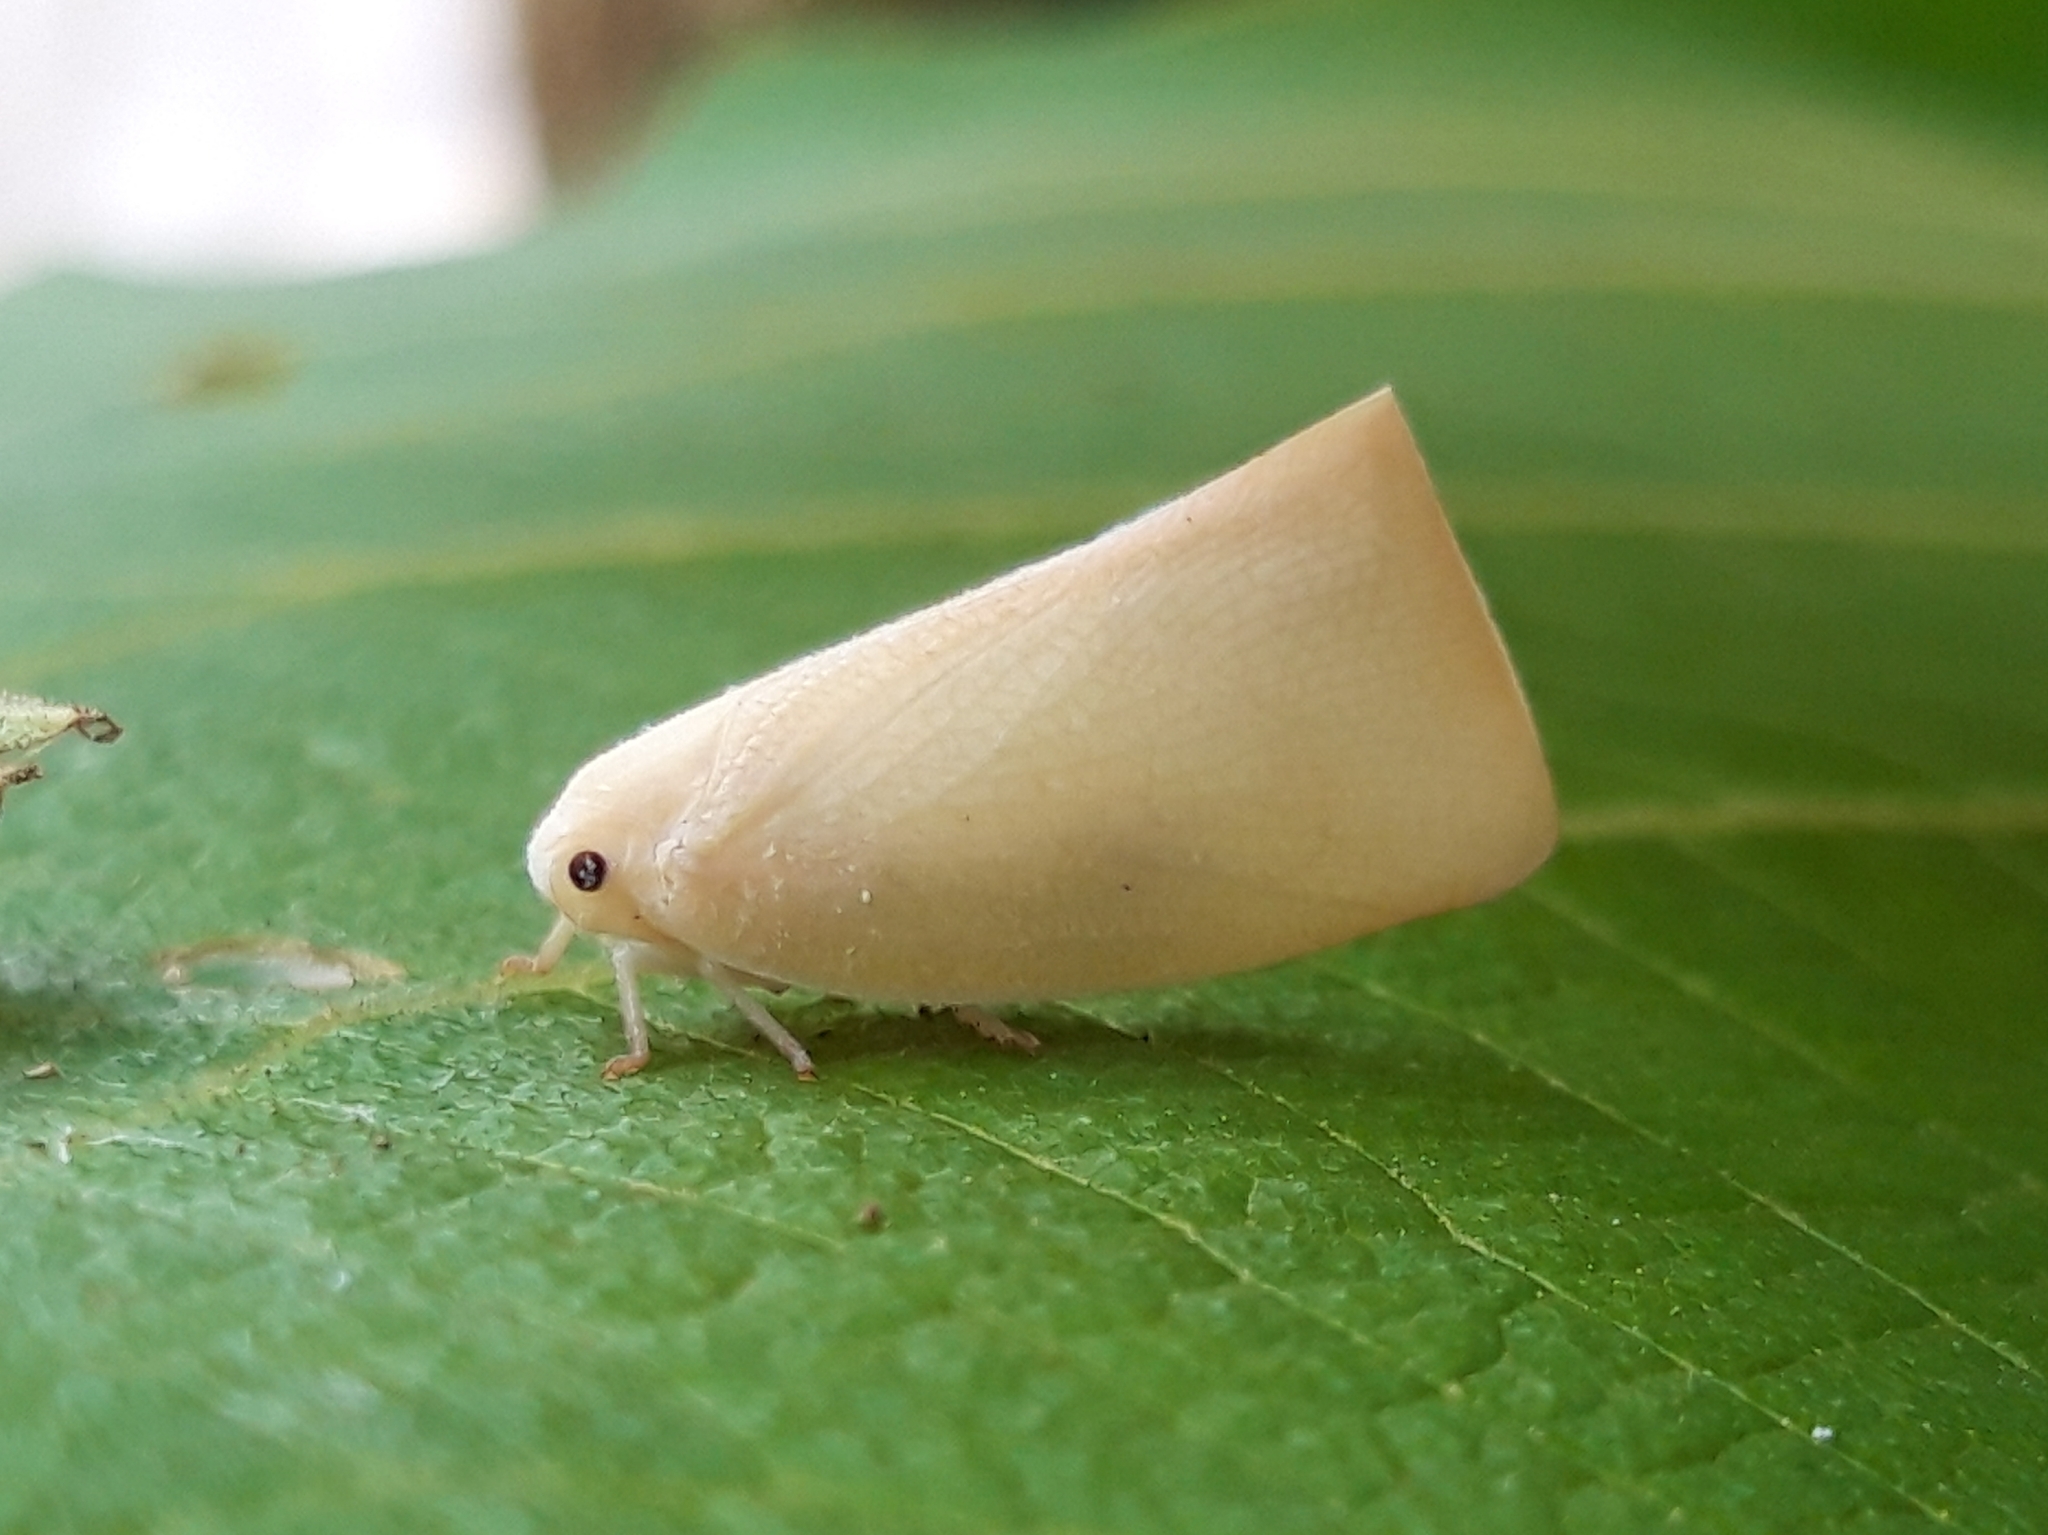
[506,388,1557,1079]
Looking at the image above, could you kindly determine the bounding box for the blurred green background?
[2,0,2045,1529]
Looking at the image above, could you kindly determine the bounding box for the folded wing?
[661,388,1557,1002]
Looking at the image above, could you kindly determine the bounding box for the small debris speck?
[857,1201,887,1232]
[22,1061,58,1081]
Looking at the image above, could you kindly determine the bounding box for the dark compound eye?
[567,850,608,892]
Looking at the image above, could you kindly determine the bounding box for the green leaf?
[3,1,2045,1529]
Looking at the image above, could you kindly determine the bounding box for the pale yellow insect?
[507,388,1557,1079]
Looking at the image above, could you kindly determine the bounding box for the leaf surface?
[2,2,2045,1529]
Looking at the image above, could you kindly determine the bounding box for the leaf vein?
[843,1081,1422,1369]
[1194,1059,1981,1535]
[1352,967,2041,1384]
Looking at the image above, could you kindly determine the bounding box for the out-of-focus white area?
[0,0,545,291]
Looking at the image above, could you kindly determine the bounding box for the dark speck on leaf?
[162,332,297,406]
[857,1201,887,1232]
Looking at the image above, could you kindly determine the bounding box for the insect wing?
[663,390,1555,1002]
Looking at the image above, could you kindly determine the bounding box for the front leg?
[498,918,649,1080]
[500,914,575,977]
[0,761,42,812]
[602,943,653,1080]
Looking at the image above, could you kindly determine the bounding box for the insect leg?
[602,942,653,1080]
[701,960,817,1081]
[68,709,122,745]
[0,761,43,811]
[949,1004,1041,1053]
[500,914,576,978]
